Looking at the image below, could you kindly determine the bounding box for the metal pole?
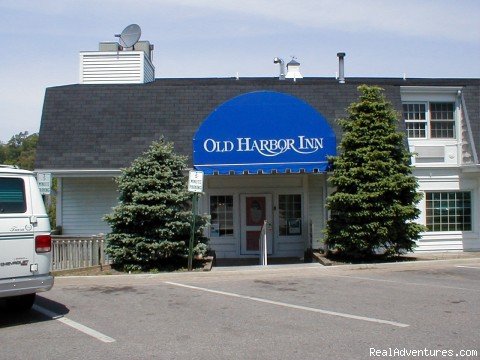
[188,193,197,271]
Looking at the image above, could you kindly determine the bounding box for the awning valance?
[193,91,336,175]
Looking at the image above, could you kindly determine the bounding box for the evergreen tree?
[324,85,425,258]
[105,139,209,271]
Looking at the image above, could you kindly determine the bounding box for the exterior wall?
[401,86,480,252]
[37,80,480,255]
[202,174,317,258]
[58,177,118,236]
[413,168,480,252]
[308,174,326,249]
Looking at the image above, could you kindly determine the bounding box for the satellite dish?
[115,24,141,48]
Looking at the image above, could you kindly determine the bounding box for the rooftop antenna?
[115,24,141,49]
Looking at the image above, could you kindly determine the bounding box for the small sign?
[188,170,204,193]
[287,218,301,235]
[37,172,52,195]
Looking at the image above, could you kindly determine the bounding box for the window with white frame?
[425,191,471,232]
[278,194,302,236]
[403,103,427,138]
[210,195,234,237]
[403,102,455,139]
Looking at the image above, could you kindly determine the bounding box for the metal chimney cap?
[337,52,346,58]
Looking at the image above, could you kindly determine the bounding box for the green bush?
[105,139,209,271]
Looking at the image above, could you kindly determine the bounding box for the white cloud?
[159,0,480,42]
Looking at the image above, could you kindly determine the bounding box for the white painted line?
[456,265,480,270]
[326,274,480,292]
[32,305,116,343]
[165,281,409,328]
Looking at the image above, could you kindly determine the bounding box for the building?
[35,37,480,259]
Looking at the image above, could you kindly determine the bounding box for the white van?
[0,165,53,311]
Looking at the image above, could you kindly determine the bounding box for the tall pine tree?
[324,85,425,258]
[105,139,208,271]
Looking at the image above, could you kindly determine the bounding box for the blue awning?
[193,91,336,175]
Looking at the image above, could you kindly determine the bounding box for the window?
[425,192,471,231]
[0,178,26,213]
[279,194,302,236]
[403,102,455,139]
[430,102,455,138]
[404,103,427,138]
[210,195,233,237]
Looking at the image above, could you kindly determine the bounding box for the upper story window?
[403,102,455,139]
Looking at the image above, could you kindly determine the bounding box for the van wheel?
[6,294,36,312]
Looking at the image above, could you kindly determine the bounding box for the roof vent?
[337,52,346,84]
[285,58,303,81]
[80,24,155,84]
[273,57,286,80]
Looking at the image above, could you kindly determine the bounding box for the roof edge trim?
[33,169,121,177]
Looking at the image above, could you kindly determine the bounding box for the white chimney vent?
[273,57,286,80]
[79,24,155,85]
[285,58,303,81]
[337,52,345,84]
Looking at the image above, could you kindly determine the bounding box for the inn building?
[35,36,480,259]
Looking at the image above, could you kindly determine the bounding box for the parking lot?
[1,258,479,360]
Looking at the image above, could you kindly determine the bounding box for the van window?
[0,177,26,213]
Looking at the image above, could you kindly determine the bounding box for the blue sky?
[0,0,479,142]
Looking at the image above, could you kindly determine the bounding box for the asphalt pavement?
[1,256,479,360]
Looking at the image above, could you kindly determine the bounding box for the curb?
[53,254,480,280]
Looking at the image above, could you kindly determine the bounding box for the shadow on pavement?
[0,295,69,328]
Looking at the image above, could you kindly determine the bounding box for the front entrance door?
[240,194,273,255]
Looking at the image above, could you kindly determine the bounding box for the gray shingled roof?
[35,77,480,170]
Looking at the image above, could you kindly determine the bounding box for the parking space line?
[456,265,480,270]
[32,305,116,343]
[165,281,409,328]
[324,274,480,292]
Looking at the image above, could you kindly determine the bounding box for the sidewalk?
[212,251,480,271]
[404,251,480,261]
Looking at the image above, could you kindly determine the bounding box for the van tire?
[6,293,36,312]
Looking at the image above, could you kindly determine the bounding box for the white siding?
[143,55,155,83]
[60,177,118,236]
[79,51,155,84]
[414,169,480,252]
[308,174,325,249]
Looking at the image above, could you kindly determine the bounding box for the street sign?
[187,170,203,270]
[37,172,52,195]
[188,170,204,193]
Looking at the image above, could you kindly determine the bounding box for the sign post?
[187,170,204,271]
